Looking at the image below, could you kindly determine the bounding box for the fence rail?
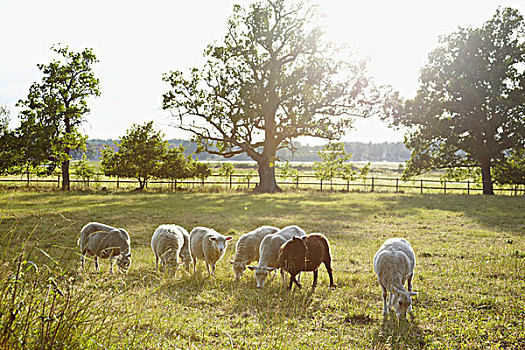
[1,173,524,196]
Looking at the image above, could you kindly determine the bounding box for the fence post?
[371,177,375,192]
[396,178,399,193]
[229,174,232,189]
[296,175,299,189]
[117,176,119,189]
[347,180,350,192]
[444,181,446,195]
[467,180,470,195]
[320,179,323,191]
[420,179,423,194]
[57,175,60,188]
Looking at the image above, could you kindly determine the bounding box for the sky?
[1,0,524,144]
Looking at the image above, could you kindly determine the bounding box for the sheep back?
[151,224,186,269]
[233,225,279,264]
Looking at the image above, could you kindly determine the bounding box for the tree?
[386,8,525,195]
[162,0,381,193]
[16,45,100,190]
[313,142,350,190]
[493,149,525,192]
[101,122,167,190]
[156,145,195,190]
[193,162,212,185]
[0,105,19,174]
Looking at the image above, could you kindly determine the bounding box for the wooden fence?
[0,173,523,195]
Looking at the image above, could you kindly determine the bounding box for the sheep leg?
[81,252,85,270]
[94,256,100,273]
[379,280,388,315]
[407,273,413,292]
[292,274,302,289]
[324,261,334,288]
[312,270,318,289]
[209,262,216,275]
[288,274,294,290]
[155,255,159,271]
[109,258,114,274]
[191,254,197,274]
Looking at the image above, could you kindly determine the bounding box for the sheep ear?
[209,237,217,242]
[126,253,132,258]
[247,266,256,271]
[408,292,418,297]
[225,236,233,241]
[265,267,276,272]
[229,260,234,264]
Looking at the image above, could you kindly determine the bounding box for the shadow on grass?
[371,314,427,350]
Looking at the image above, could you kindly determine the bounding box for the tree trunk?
[254,161,281,193]
[480,158,494,195]
[61,160,70,191]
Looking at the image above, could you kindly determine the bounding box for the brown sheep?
[277,233,334,290]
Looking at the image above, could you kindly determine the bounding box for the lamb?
[247,225,306,288]
[189,227,232,275]
[278,233,334,290]
[78,222,132,274]
[151,224,191,272]
[230,225,280,280]
[373,238,418,318]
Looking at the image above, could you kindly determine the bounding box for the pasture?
[0,189,524,349]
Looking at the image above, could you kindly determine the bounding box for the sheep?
[78,222,132,274]
[151,224,191,272]
[373,237,418,318]
[247,225,306,288]
[278,233,334,290]
[189,227,232,275]
[230,225,280,280]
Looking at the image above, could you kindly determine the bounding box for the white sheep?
[189,227,232,275]
[78,222,132,274]
[373,238,418,317]
[151,224,191,272]
[247,225,306,288]
[230,225,280,280]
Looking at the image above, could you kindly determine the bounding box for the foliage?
[314,143,351,186]
[156,145,195,183]
[359,162,371,183]
[279,160,299,181]
[493,148,525,188]
[386,7,525,195]
[15,45,100,190]
[73,154,98,183]
[0,105,20,175]
[218,162,235,178]
[193,162,212,183]
[162,0,383,193]
[101,121,167,190]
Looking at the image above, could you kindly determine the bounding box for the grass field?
[0,189,524,349]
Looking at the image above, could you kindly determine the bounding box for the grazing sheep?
[278,233,334,290]
[230,225,280,280]
[373,238,418,317]
[151,224,191,272]
[79,222,132,274]
[247,225,306,288]
[189,227,232,275]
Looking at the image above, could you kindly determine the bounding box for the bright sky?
[1,0,523,144]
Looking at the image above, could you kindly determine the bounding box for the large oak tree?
[162,0,381,193]
[387,7,525,195]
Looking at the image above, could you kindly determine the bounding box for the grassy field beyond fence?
[0,190,524,349]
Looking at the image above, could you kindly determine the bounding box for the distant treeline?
[77,139,411,162]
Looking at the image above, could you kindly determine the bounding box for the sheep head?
[390,286,418,317]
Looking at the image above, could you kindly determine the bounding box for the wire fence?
[1,173,524,196]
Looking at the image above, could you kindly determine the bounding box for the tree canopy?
[16,45,100,190]
[386,7,525,195]
[162,0,382,193]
